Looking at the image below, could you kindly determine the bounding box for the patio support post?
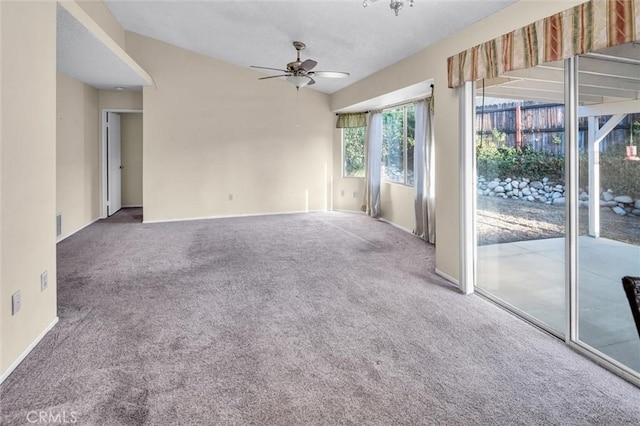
[588,113,627,238]
[588,116,600,238]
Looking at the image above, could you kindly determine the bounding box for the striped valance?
[447,0,639,88]
[336,112,367,128]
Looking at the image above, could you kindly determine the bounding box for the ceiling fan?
[251,41,349,89]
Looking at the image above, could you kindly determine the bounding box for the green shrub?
[476,140,564,182]
[579,144,640,199]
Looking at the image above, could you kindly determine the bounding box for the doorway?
[101,109,143,218]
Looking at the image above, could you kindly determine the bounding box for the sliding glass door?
[474,61,567,335]
[470,45,640,382]
[576,46,640,374]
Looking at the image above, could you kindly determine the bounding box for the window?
[382,104,415,185]
[343,127,365,177]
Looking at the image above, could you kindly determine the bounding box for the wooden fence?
[475,101,638,154]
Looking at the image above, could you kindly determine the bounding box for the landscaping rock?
[476,175,638,222]
[614,195,633,204]
[612,206,627,216]
[602,192,615,202]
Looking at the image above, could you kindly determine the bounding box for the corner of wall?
[1,0,58,381]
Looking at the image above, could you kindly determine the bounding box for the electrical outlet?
[340,190,345,197]
[228,194,233,201]
[353,191,358,198]
[12,291,21,315]
[41,270,48,291]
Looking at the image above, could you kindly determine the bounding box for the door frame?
[101,109,142,219]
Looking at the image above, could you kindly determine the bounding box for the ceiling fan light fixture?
[286,75,310,89]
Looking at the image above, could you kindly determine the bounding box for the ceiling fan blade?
[300,59,317,71]
[307,77,316,86]
[251,65,289,73]
[258,74,290,80]
[310,71,350,79]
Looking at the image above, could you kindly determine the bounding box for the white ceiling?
[102,0,517,94]
[57,3,151,90]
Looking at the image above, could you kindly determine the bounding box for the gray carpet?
[1,209,639,425]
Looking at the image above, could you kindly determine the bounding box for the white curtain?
[413,98,435,244]
[363,111,382,218]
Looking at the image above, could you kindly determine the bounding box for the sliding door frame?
[459,81,476,295]
[563,57,640,387]
[462,55,640,387]
[564,56,579,344]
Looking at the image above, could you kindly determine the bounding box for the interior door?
[107,112,122,216]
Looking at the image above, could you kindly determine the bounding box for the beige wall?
[121,113,143,207]
[56,72,100,240]
[380,183,414,232]
[98,90,142,111]
[331,0,586,281]
[1,1,57,378]
[126,32,334,222]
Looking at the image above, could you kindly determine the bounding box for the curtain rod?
[335,111,369,116]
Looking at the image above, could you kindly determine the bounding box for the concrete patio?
[477,236,640,372]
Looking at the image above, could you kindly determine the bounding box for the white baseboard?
[143,209,327,224]
[331,209,366,215]
[0,317,59,384]
[378,217,414,235]
[435,268,460,286]
[56,218,100,243]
